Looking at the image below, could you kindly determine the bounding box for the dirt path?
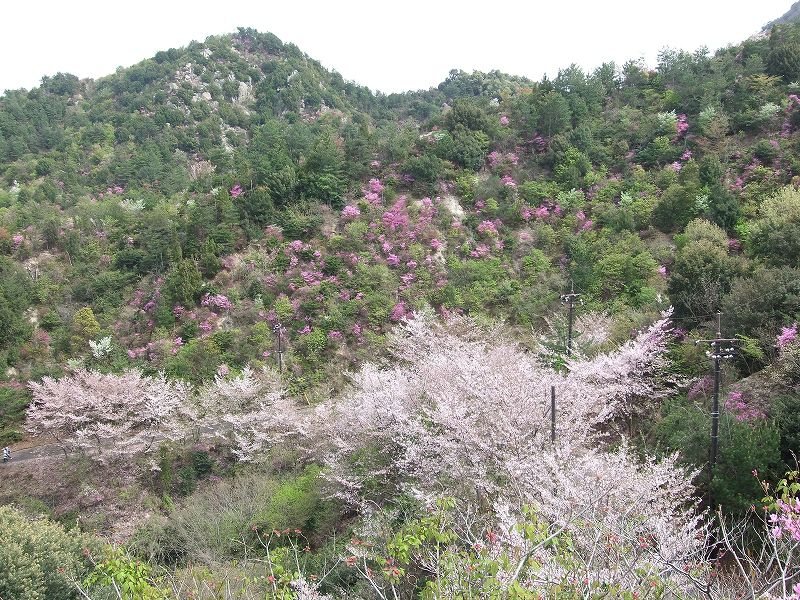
[2,441,69,467]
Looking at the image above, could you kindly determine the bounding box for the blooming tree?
[27,369,195,461]
[292,309,704,594]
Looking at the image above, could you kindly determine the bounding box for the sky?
[0,0,794,95]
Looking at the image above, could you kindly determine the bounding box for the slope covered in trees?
[0,19,800,600]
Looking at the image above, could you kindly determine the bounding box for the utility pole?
[274,321,284,374]
[695,312,738,509]
[550,385,556,444]
[560,282,581,357]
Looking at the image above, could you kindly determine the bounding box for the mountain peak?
[760,1,800,36]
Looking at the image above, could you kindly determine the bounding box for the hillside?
[1,20,800,600]
[763,0,800,32]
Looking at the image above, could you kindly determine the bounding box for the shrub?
[0,506,94,600]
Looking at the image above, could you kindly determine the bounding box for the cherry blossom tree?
[26,369,195,461]
[294,309,703,590]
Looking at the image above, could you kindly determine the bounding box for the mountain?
[762,0,800,32]
[0,21,798,469]
[2,11,800,599]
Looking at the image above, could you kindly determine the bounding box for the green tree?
[163,260,203,307]
[0,506,94,600]
[668,220,741,322]
[71,307,101,350]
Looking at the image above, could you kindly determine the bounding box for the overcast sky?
[0,0,793,95]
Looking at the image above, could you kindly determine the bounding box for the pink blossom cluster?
[790,583,800,600]
[769,498,800,541]
[477,220,500,236]
[201,293,233,311]
[12,234,23,248]
[531,134,548,153]
[98,185,124,199]
[500,174,517,187]
[341,204,361,219]
[230,184,243,198]
[488,151,519,169]
[470,244,491,258]
[300,270,324,286]
[389,301,407,322]
[382,197,410,230]
[777,323,798,348]
[676,114,689,137]
[499,114,510,126]
[724,391,765,422]
[575,210,592,231]
[368,178,384,194]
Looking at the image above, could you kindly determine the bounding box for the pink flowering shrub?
[724,390,765,422]
[230,184,243,198]
[341,204,361,219]
[777,323,797,348]
[477,220,499,236]
[201,293,233,311]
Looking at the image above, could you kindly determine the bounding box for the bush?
[653,398,782,513]
[0,506,94,600]
[254,466,330,533]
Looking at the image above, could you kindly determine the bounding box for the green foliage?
[773,394,800,463]
[668,220,741,321]
[0,505,94,600]
[654,397,782,513]
[747,185,800,267]
[163,259,202,307]
[165,338,223,384]
[83,546,167,599]
[0,385,30,445]
[70,307,100,351]
[253,466,329,533]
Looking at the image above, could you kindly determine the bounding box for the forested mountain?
[1,19,800,600]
